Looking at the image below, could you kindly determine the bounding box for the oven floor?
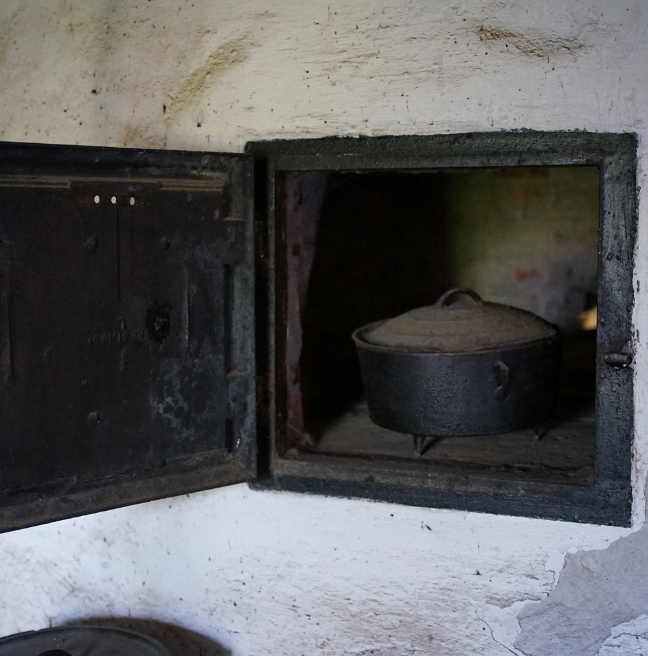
[313,398,595,486]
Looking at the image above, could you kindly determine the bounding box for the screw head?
[83,235,98,251]
[86,410,100,424]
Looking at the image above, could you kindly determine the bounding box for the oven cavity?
[248,133,636,525]
[278,166,598,485]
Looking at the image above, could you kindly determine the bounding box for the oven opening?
[277,166,598,486]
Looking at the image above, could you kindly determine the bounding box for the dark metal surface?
[603,351,633,367]
[0,141,256,532]
[247,132,637,526]
[0,627,170,656]
[354,322,561,440]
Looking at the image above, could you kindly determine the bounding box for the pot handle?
[494,361,511,400]
[435,288,484,308]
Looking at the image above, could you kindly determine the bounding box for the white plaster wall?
[0,1,647,654]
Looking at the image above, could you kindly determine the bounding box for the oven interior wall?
[279,167,599,481]
[448,167,599,329]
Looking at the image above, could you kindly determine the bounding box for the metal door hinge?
[603,351,633,368]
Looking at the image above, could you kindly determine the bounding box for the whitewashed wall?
[0,2,647,654]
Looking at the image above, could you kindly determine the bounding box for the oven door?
[0,142,255,532]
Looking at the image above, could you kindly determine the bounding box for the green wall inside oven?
[446,166,599,331]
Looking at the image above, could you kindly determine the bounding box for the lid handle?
[435,288,484,308]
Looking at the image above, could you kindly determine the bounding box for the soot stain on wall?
[164,32,254,132]
[474,24,587,57]
[515,522,648,655]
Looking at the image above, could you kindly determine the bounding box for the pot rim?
[352,319,562,356]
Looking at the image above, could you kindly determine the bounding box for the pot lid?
[0,627,171,656]
[362,288,557,353]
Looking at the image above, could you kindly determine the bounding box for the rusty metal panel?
[0,142,255,532]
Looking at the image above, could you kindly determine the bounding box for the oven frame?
[247,132,637,526]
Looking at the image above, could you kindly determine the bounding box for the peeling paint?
[516,521,648,655]
[598,614,648,655]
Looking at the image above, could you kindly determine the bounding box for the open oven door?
[0,142,255,532]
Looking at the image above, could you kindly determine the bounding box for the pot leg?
[413,435,440,457]
[534,421,553,441]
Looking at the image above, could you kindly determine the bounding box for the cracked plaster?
[515,517,648,655]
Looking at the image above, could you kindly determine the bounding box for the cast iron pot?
[352,289,562,456]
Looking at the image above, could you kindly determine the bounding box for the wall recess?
[0,132,637,531]
[247,132,637,526]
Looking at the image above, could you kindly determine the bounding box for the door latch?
[603,351,633,368]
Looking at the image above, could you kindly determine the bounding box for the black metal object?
[353,287,562,455]
[0,142,256,532]
[247,132,637,527]
[354,322,561,452]
[0,133,636,530]
[0,627,170,656]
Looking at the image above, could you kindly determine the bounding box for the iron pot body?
[353,321,562,437]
